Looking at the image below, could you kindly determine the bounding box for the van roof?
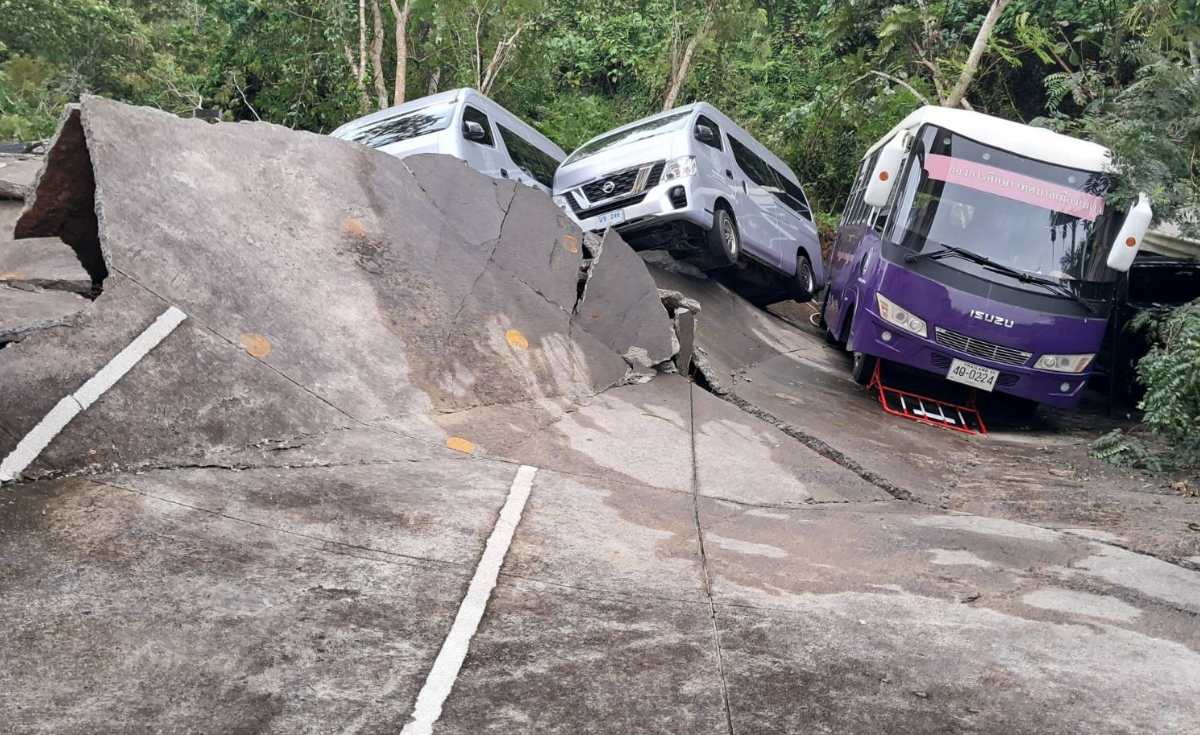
[569,102,802,184]
[329,88,565,158]
[865,106,1112,172]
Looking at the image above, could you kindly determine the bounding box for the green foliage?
[0,0,1195,232]
[1093,299,1200,470]
[1134,299,1200,460]
[1090,428,1166,470]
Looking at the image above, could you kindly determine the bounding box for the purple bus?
[822,107,1153,410]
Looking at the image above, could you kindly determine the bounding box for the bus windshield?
[334,102,455,149]
[884,125,1121,288]
[563,110,692,165]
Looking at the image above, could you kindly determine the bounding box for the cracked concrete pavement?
[2,98,1199,733]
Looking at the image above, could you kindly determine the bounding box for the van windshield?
[885,125,1121,288]
[564,110,691,165]
[334,102,455,149]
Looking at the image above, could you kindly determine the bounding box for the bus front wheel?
[851,350,877,386]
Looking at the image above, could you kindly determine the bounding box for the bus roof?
[865,106,1112,173]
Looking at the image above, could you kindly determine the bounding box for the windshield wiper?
[906,244,1096,315]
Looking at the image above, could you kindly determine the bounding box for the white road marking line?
[399,464,538,735]
[0,306,186,482]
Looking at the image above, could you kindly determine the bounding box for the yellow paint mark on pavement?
[505,329,529,350]
[343,217,367,238]
[446,436,476,454]
[0,271,25,280]
[562,234,579,254]
[239,333,272,359]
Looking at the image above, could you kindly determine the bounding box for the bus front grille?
[933,327,1032,367]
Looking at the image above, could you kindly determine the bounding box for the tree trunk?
[661,0,719,111]
[480,22,526,95]
[344,0,371,111]
[427,67,442,95]
[388,0,411,106]
[944,0,1012,109]
[369,0,388,109]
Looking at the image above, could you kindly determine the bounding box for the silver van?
[330,88,565,193]
[552,103,823,298]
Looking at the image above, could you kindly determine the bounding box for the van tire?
[792,252,815,302]
[707,206,740,267]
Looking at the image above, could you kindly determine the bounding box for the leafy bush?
[1133,299,1200,458]
[1092,299,1200,470]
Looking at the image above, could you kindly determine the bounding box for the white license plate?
[946,358,998,391]
[592,209,626,228]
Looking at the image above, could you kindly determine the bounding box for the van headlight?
[662,156,697,181]
[876,293,927,338]
[552,195,571,211]
[1034,354,1094,373]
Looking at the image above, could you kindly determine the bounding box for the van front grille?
[933,327,1032,366]
[578,161,666,204]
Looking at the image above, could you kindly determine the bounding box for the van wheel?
[792,252,815,302]
[707,206,739,267]
[851,350,877,386]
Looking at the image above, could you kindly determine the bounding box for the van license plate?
[593,209,626,228]
[947,358,998,391]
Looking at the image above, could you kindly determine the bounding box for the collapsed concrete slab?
[0,284,88,342]
[0,96,674,480]
[0,154,41,200]
[0,236,92,293]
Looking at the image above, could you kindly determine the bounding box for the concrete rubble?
[0,96,676,478]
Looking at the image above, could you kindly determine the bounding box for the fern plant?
[1134,299,1200,464]
[1093,300,1200,470]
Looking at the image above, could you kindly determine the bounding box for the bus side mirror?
[695,124,715,144]
[463,120,487,142]
[864,134,908,208]
[1106,193,1153,273]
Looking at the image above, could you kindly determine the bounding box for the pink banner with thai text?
[924,154,1104,221]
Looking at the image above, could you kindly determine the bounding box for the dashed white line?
[399,463,538,735]
[0,305,187,482]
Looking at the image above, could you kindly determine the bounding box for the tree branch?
[945,0,1013,108]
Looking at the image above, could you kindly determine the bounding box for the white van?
[553,103,823,298]
[330,88,565,193]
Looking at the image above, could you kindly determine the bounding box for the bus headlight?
[875,293,927,338]
[663,156,698,181]
[1034,354,1094,373]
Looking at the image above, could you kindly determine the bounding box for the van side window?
[497,123,559,188]
[695,115,723,150]
[728,136,773,187]
[770,167,813,221]
[462,106,495,146]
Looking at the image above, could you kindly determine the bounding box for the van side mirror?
[864,134,909,208]
[1106,193,1153,273]
[463,120,487,142]
[694,124,715,144]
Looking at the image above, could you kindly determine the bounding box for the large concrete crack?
[688,381,739,735]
